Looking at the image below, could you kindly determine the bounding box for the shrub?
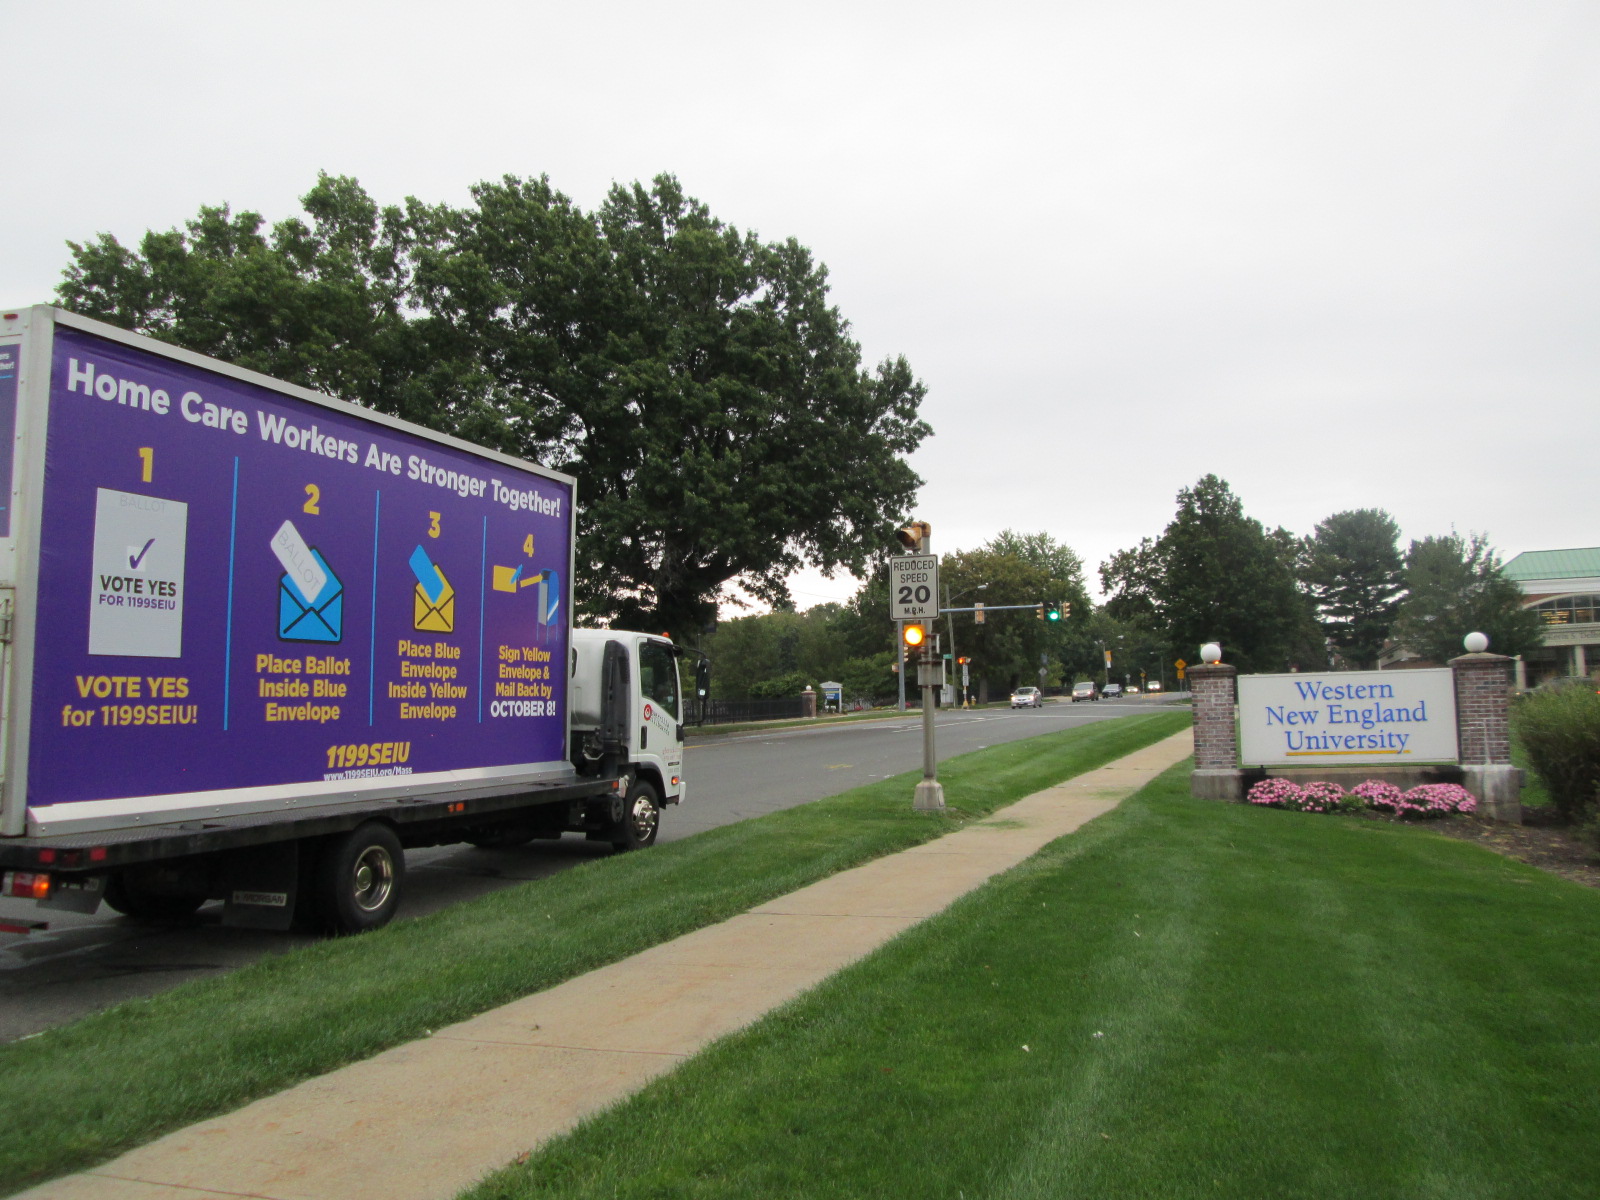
[1246,777,1479,819]
[1396,783,1477,819]
[1298,781,1347,813]
[1512,684,1600,822]
[1352,780,1403,811]
[1247,778,1303,808]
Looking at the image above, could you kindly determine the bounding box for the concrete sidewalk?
[21,730,1194,1200]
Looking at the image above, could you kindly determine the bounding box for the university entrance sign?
[1237,669,1458,767]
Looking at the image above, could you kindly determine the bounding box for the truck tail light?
[4,872,51,900]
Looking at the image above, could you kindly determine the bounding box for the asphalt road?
[0,696,1180,1041]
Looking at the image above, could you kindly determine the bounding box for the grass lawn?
[0,710,1189,1196]
[470,761,1600,1200]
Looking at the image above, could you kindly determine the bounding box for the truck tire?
[315,822,404,934]
[103,871,206,921]
[611,779,661,852]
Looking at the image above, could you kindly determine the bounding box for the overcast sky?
[6,1,1596,608]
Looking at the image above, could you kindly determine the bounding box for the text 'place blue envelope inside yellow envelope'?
[410,544,455,634]
[277,548,344,643]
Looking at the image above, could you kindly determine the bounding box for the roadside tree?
[1102,475,1308,673]
[1300,509,1405,668]
[1391,533,1544,664]
[57,172,932,642]
[941,531,1089,698]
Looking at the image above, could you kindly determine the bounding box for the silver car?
[1010,686,1043,708]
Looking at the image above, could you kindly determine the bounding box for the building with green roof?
[1502,547,1600,684]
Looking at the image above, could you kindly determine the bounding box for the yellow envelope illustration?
[414,580,455,633]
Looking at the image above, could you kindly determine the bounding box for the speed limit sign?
[890,555,940,621]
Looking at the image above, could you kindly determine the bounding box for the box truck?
[0,307,685,934]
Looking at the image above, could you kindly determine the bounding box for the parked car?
[1010,686,1043,708]
[1071,681,1098,702]
[1102,683,1123,699]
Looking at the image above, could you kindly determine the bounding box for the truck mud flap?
[221,841,301,931]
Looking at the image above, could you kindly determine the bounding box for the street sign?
[1175,658,1187,669]
[889,554,939,621]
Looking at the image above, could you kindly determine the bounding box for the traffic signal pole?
[894,521,944,812]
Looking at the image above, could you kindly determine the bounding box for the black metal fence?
[691,696,808,726]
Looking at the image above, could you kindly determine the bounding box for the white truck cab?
[570,630,687,843]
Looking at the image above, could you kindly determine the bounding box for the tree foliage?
[940,531,1090,695]
[1391,533,1544,664]
[1101,475,1312,673]
[700,531,1090,704]
[57,173,931,637]
[1299,509,1404,669]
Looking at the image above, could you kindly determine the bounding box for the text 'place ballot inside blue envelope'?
[272,519,343,643]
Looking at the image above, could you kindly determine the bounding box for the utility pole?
[943,582,987,708]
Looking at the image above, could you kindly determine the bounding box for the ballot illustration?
[273,520,343,643]
[410,544,455,634]
[491,563,560,625]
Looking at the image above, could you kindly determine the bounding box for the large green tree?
[1391,533,1544,664]
[1102,475,1309,673]
[940,531,1090,697]
[1299,509,1404,669]
[57,173,931,637]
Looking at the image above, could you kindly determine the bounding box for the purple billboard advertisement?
[28,326,572,812]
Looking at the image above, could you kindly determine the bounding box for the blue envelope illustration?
[278,548,344,643]
[538,569,559,626]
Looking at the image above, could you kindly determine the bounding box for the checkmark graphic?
[128,538,156,570]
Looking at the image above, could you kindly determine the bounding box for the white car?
[1010,686,1043,708]
[1146,681,1162,693]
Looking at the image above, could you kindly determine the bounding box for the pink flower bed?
[1245,777,1476,819]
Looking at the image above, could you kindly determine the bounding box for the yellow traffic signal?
[902,622,927,649]
[894,521,931,552]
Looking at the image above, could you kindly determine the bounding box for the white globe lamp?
[1200,642,1222,664]
[1463,632,1489,653]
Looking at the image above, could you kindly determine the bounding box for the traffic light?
[974,601,985,624]
[1036,605,1045,620]
[957,656,971,665]
[1062,602,1071,618]
[894,521,931,552]
[902,622,927,649]
[1046,605,1061,622]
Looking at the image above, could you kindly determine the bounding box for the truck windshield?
[639,641,680,722]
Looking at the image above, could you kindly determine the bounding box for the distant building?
[1503,547,1600,686]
